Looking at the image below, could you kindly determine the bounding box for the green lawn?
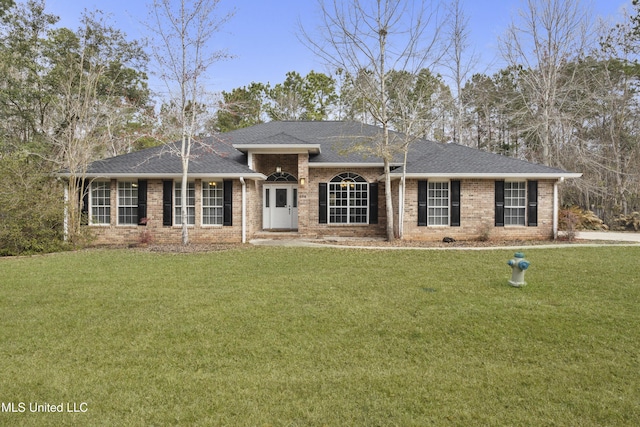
[1,246,639,426]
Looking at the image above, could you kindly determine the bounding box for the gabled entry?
[263,172,298,230]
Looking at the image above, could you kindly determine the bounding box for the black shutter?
[162,180,173,226]
[418,180,427,226]
[527,180,538,226]
[369,182,378,224]
[318,183,327,224]
[223,180,233,226]
[137,180,147,225]
[80,180,89,225]
[495,181,505,227]
[450,180,461,227]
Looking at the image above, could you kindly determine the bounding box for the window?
[175,182,195,225]
[328,173,368,224]
[118,182,138,225]
[266,172,297,182]
[428,181,449,225]
[202,181,223,225]
[418,180,460,227]
[504,181,526,225]
[90,181,110,225]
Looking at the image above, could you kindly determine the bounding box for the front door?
[264,184,298,230]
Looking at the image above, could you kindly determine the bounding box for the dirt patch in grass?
[80,243,244,254]
[141,243,244,253]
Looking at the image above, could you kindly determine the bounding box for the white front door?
[264,184,298,230]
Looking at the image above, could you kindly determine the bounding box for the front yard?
[1,246,639,425]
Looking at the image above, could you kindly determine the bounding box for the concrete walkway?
[250,231,640,249]
[575,231,640,242]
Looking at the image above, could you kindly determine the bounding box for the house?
[64,121,581,244]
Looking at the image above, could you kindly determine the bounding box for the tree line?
[1,0,640,253]
[216,0,640,228]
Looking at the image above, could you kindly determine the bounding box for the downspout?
[398,177,405,238]
[553,177,563,240]
[240,177,246,243]
[63,183,69,241]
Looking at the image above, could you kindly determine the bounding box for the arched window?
[330,172,367,184]
[328,172,368,224]
[266,172,297,182]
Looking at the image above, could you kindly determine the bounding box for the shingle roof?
[78,121,579,178]
[82,138,258,177]
[221,121,577,176]
[224,120,387,163]
[400,140,573,176]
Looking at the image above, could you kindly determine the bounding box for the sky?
[42,0,633,97]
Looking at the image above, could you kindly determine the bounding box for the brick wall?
[304,167,387,238]
[85,168,556,245]
[401,178,555,241]
[88,179,245,245]
[253,154,298,178]
[247,155,386,237]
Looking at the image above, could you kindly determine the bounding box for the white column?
[553,178,563,240]
[240,177,246,243]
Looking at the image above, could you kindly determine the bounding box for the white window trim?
[201,181,224,227]
[504,181,526,226]
[89,181,111,226]
[427,180,450,227]
[117,181,138,226]
[174,181,196,227]
[328,173,369,225]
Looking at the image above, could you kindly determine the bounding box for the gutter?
[553,177,564,240]
[385,172,583,180]
[398,177,405,238]
[56,172,267,180]
[240,177,246,243]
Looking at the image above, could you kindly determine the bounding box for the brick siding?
[85,158,556,244]
[88,179,245,245]
[401,179,555,241]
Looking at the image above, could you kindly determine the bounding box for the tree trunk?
[384,157,394,241]
[181,137,189,246]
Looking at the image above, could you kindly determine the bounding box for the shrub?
[612,212,640,231]
[559,206,607,233]
[559,207,580,241]
[476,222,492,242]
[137,218,154,245]
[0,156,67,256]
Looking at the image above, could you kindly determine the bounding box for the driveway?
[576,231,640,242]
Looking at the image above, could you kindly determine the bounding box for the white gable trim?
[309,162,401,168]
[387,172,582,180]
[71,172,267,180]
[233,144,321,154]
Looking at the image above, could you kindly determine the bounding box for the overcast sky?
[43,0,632,96]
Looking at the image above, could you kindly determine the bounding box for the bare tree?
[384,68,452,237]
[442,0,479,145]
[566,15,640,220]
[500,0,593,166]
[146,0,233,245]
[301,0,445,241]
[46,11,148,244]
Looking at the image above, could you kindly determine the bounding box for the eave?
[309,162,401,168]
[385,172,583,180]
[57,172,267,180]
[232,144,321,155]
